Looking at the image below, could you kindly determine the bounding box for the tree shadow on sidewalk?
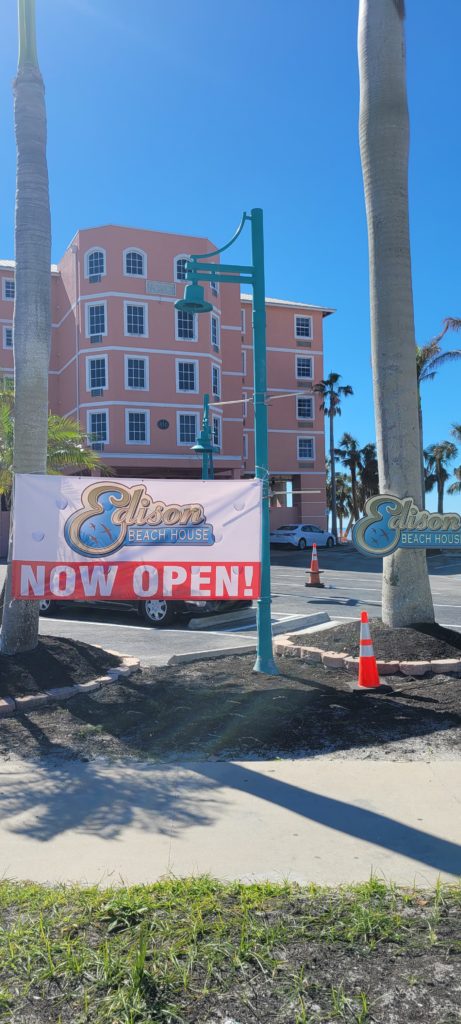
[0,657,461,867]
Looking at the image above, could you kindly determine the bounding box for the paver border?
[274,635,461,677]
[0,652,140,719]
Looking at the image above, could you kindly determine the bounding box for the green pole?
[250,209,278,675]
[201,393,214,481]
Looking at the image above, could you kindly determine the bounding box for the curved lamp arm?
[190,212,249,261]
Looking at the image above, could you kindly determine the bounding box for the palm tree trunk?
[437,472,444,515]
[351,466,359,523]
[329,410,338,540]
[1,0,51,655]
[418,393,425,509]
[358,0,434,626]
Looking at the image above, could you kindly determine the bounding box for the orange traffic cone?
[358,611,381,689]
[305,543,324,588]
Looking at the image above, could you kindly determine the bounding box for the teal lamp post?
[175,208,278,675]
[192,393,217,480]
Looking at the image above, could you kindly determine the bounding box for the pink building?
[0,225,333,546]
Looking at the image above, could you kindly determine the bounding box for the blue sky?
[0,0,460,509]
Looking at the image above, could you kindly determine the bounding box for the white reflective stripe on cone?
[360,622,371,641]
[359,647,375,658]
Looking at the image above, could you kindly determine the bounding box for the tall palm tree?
[335,472,353,539]
[451,423,461,446]
[1,0,51,655]
[359,441,379,510]
[314,373,353,541]
[424,442,457,514]
[0,388,110,509]
[358,0,434,626]
[446,424,461,496]
[335,433,362,523]
[448,466,461,497]
[416,324,461,500]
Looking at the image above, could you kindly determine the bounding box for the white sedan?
[270,523,336,550]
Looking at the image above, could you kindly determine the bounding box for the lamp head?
[175,282,213,314]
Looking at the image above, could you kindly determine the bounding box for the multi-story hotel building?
[0,224,333,552]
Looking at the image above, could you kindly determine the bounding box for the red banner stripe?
[12,560,261,602]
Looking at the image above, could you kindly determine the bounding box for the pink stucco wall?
[0,225,331,529]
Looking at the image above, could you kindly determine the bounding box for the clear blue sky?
[0,0,459,510]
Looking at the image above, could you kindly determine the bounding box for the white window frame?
[295,354,313,380]
[210,314,220,350]
[87,408,109,444]
[241,349,247,376]
[125,408,150,445]
[3,324,13,349]
[84,247,106,280]
[86,354,108,392]
[294,314,313,340]
[2,279,15,301]
[174,253,190,283]
[210,273,219,296]
[85,300,108,338]
[211,363,221,399]
[175,308,198,343]
[124,300,148,337]
[212,414,222,450]
[243,433,248,459]
[124,354,149,391]
[176,411,199,446]
[241,308,246,334]
[296,395,314,420]
[123,247,147,278]
[297,436,315,461]
[175,358,199,394]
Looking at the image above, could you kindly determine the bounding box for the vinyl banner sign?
[12,475,262,600]
[353,494,461,557]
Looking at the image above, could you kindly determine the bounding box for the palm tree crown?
[0,388,109,507]
[416,324,461,387]
[314,373,353,416]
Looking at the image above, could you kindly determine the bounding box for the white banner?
[12,475,262,601]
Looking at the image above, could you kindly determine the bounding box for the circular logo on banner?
[157,419,169,430]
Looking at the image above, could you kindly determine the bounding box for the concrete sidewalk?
[1,757,460,887]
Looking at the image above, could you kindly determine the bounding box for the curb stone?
[0,655,140,719]
[0,697,15,718]
[274,634,461,678]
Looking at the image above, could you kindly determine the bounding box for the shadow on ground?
[0,656,461,873]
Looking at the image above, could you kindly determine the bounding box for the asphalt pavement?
[270,546,461,631]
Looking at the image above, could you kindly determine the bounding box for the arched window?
[85,248,106,281]
[124,249,146,277]
[174,255,189,283]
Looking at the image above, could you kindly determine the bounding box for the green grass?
[0,877,460,1023]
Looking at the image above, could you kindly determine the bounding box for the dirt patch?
[1,653,461,763]
[290,618,461,661]
[1,879,461,1024]
[0,636,121,698]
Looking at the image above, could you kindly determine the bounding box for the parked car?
[270,523,335,550]
[39,597,252,629]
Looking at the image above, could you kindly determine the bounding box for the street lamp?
[192,393,218,481]
[175,208,278,675]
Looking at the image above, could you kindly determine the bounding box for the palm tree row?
[320,311,461,540]
[326,438,380,537]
